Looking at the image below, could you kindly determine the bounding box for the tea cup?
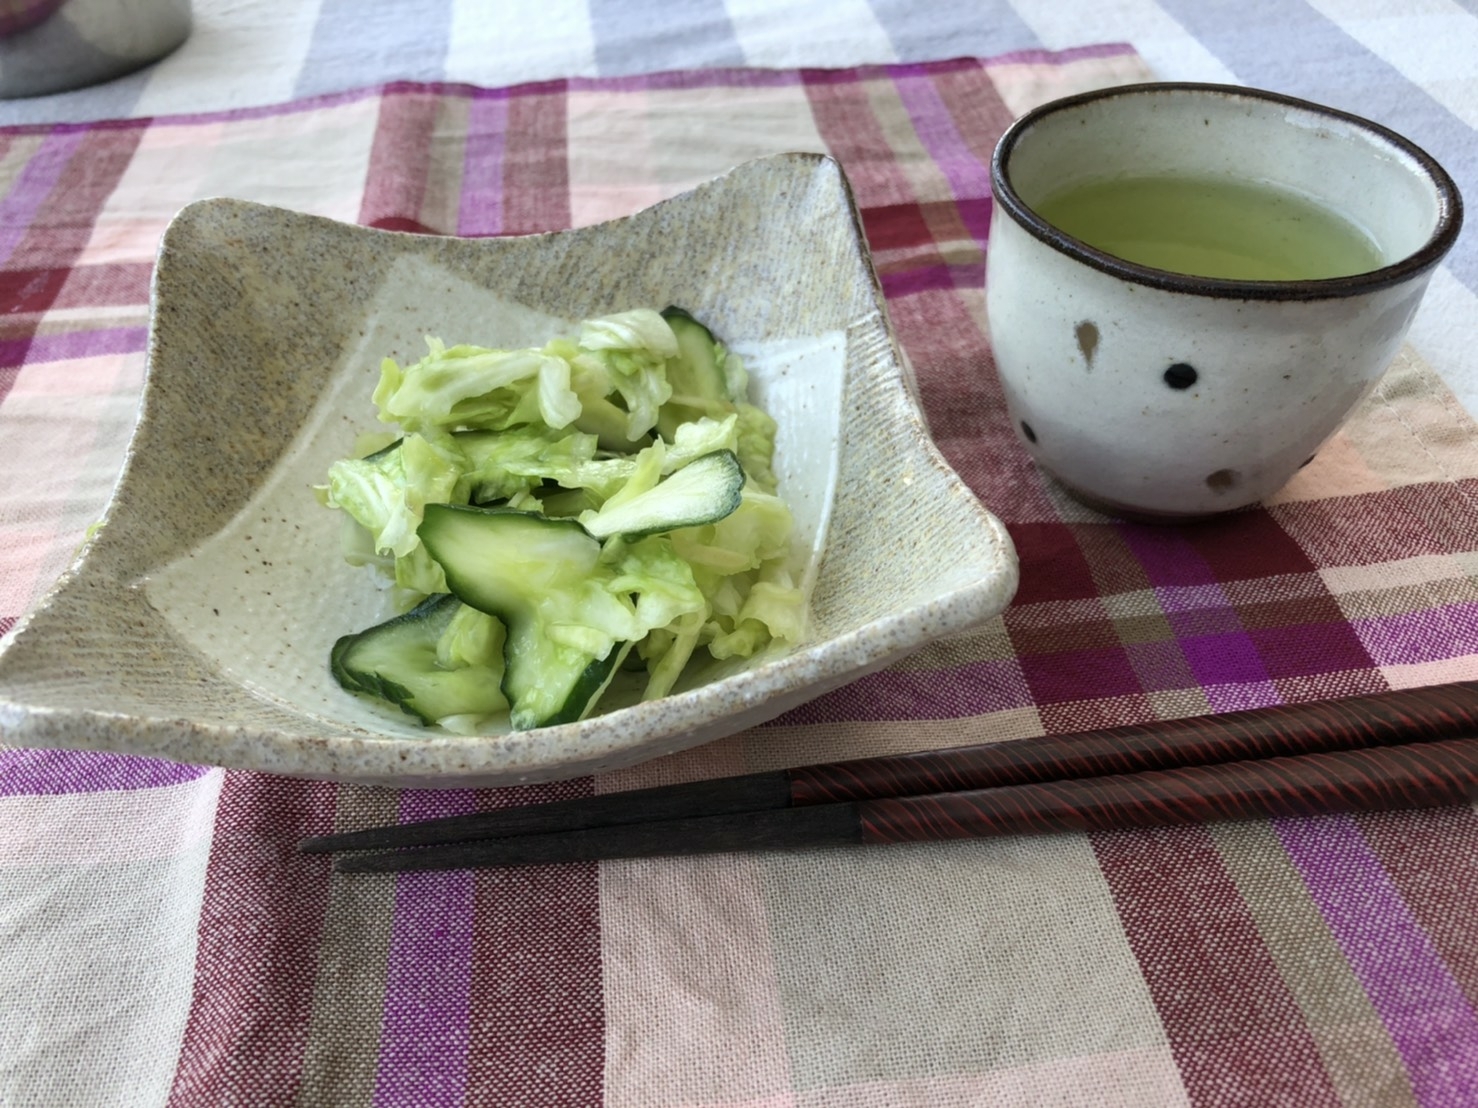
[986,83,1462,519]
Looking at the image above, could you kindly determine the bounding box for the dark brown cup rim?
[990,82,1464,302]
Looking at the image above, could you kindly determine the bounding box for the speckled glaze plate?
[0,153,1018,786]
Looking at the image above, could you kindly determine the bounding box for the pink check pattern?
[3,48,1478,1107]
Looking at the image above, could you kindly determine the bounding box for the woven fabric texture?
[4,47,1478,1107]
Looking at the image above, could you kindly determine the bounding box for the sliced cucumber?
[657,307,734,440]
[662,306,729,403]
[331,593,508,725]
[580,450,744,540]
[536,485,601,518]
[574,393,650,453]
[358,437,404,462]
[418,505,635,729]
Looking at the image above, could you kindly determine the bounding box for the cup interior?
[997,84,1459,285]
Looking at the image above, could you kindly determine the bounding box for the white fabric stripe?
[1006,0,1240,83]
[130,0,327,117]
[0,772,222,1107]
[727,0,898,67]
[0,773,221,867]
[1303,0,1478,129]
[26,304,150,329]
[1408,268,1478,421]
[0,358,145,619]
[1319,550,1478,595]
[443,0,599,86]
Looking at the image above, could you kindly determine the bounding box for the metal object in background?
[0,0,190,98]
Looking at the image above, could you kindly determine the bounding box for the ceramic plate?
[0,153,1018,786]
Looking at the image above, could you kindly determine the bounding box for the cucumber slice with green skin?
[331,593,508,725]
[358,437,404,463]
[536,640,632,728]
[581,449,745,540]
[418,505,635,729]
[537,485,601,518]
[574,394,651,453]
[661,306,729,404]
[658,306,734,440]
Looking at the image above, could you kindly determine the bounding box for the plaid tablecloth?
[6,0,1476,422]
[5,43,1478,1108]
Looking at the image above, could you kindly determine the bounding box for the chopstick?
[331,737,1478,873]
[301,680,1478,856]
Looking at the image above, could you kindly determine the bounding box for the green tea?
[1032,174,1384,281]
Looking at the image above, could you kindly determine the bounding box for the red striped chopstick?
[301,681,1478,863]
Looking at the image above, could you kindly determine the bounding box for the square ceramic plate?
[0,153,1018,787]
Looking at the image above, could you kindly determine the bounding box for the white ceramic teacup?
[986,83,1462,519]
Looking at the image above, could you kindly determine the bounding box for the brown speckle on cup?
[1205,468,1238,492]
[1075,321,1099,366]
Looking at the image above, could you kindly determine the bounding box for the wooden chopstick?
[301,681,1478,855]
[332,737,1478,873]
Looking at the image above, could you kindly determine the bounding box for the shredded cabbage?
[572,310,675,440]
[322,307,810,731]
